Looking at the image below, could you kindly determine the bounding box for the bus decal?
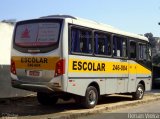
[112,65,127,71]
[69,58,151,74]
[11,56,60,70]
[69,59,128,74]
[72,61,106,71]
[21,57,48,64]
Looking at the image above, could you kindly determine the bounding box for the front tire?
[83,86,98,109]
[37,92,58,105]
[132,84,145,100]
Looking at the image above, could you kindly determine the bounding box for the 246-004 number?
[113,65,127,71]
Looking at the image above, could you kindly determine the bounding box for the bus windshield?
[15,22,61,47]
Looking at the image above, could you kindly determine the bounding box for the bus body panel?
[11,19,65,92]
[11,52,64,92]
[128,60,137,92]
[61,18,72,92]
[67,55,151,96]
[67,55,129,96]
[67,78,106,96]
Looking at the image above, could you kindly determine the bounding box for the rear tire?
[83,86,98,109]
[37,92,58,105]
[132,84,145,100]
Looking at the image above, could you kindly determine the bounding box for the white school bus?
[11,15,152,108]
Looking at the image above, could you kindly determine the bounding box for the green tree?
[144,33,156,48]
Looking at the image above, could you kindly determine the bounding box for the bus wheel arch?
[132,81,145,100]
[88,82,100,96]
[82,82,100,108]
[138,80,145,91]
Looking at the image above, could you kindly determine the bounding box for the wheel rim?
[88,90,96,105]
[138,87,144,99]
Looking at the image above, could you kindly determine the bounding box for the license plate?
[27,70,42,77]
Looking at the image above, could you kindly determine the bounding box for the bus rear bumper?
[11,79,62,93]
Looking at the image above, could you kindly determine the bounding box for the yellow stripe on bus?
[11,56,60,70]
[68,59,151,74]
[136,64,151,74]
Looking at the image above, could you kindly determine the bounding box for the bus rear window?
[15,22,60,47]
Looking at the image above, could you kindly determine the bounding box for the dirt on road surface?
[0,93,160,119]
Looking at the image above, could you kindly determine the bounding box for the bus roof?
[41,15,148,42]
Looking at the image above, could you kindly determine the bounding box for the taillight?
[11,59,16,75]
[54,59,65,77]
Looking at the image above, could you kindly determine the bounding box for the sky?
[0,0,160,37]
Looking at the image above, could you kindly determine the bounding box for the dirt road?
[0,93,160,119]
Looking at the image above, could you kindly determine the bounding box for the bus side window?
[138,43,147,60]
[71,27,92,54]
[147,44,151,61]
[113,36,127,57]
[71,28,80,52]
[139,44,143,59]
[130,41,136,59]
[80,30,92,53]
[94,32,111,56]
[143,44,147,60]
